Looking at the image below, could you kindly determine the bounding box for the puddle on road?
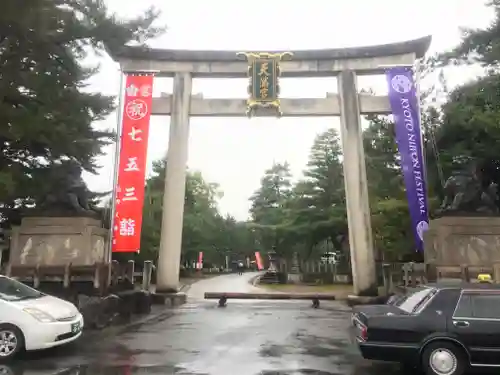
[0,364,205,375]
[259,343,289,357]
[0,362,409,375]
[295,334,350,357]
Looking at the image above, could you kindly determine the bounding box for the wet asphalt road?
[2,272,403,375]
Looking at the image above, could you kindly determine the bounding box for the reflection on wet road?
[2,273,403,375]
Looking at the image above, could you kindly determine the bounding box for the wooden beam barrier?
[204,292,336,308]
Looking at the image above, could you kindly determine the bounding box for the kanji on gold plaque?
[236,51,293,117]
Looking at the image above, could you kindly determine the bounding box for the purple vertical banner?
[385,67,429,252]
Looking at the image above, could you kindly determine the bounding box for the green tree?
[428,4,500,204]
[249,162,293,257]
[362,117,414,259]
[426,75,500,199]
[0,0,163,223]
[211,216,261,266]
[182,170,223,265]
[370,198,412,261]
[139,160,223,265]
[304,129,344,207]
[363,116,403,199]
[439,0,500,66]
[285,129,347,260]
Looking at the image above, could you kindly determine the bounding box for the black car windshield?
[0,276,44,301]
[397,287,436,314]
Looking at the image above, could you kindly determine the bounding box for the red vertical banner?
[255,251,263,270]
[112,74,154,253]
[197,252,204,269]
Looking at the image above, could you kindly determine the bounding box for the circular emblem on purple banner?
[390,75,412,94]
[416,220,429,241]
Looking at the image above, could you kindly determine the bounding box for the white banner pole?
[107,71,126,262]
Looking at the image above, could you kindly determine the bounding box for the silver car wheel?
[0,330,18,357]
[429,348,458,375]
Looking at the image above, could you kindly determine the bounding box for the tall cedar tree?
[0,0,163,223]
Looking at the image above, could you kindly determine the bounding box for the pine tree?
[0,0,163,222]
[291,129,347,258]
[249,162,293,255]
[303,128,345,208]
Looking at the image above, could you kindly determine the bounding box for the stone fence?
[5,259,154,296]
[4,260,156,330]
[274,260,428,289]
[7,259,495,298]
[380,262,500,294]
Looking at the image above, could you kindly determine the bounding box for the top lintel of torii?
[109,36,431,78]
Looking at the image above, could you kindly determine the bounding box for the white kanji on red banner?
[126,84,152,98]
[124,157,139,172]
[125,99,148,121]
[139,84,152,97]
[122,187,138,202]
[128,127,142,141]
[113,74,154,253]
[119,218,136,236]
[126,84,139,97]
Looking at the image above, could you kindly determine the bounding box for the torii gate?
[109,36,431,296]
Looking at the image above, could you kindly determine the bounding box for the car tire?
[0,324,24,362]
[421,340,467,375]
[0,364,15,375]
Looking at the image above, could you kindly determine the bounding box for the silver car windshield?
[397,287,436,314]
[0,276,44,301]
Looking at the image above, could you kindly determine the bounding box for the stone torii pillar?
[156,72,192,293]
[337,70,377,295]
[111,36,431,295]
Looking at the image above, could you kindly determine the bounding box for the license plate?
[71,322,81,333]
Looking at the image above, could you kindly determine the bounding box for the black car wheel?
[421,341,467,375]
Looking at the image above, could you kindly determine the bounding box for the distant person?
[237,262,244,275]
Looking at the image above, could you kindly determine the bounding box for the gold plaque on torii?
[236,52,293,118]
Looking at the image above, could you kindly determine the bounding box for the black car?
[351,282,500,375]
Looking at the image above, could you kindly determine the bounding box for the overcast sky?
[84,0,493,220]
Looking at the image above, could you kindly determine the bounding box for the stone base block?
[287,273,302,284]
[424,216,500,266]
[10,216,109,267]
[77,290,153,330]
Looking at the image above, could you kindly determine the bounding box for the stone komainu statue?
[37,160,107,217]
[438,157,499,216]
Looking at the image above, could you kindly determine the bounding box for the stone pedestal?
[424,216,500,266]
[10,217,109,266]
[287,252,302,284]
